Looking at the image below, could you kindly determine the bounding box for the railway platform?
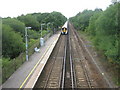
[2,32,61,89]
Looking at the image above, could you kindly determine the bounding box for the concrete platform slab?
[25,37,59,88]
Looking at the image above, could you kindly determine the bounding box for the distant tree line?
[2,11,67,59]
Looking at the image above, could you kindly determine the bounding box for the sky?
[0,0,112,18]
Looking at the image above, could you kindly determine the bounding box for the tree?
[88,3,119,60]
[87,10,102,36]
[32,11,67,30]
[3,18,25,36]
[49,11,67,28]
[17,14,40,31]
[2,24,25,59]
[70,10,94,31]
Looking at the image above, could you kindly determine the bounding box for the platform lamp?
[40,23,45,47]
[25,27,31,61]
[41,23,45,38]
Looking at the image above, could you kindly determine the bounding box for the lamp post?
[41,23,45,38]
[25,27,31,61]
[51,22,54,34]
[46,22,51,40]
[40,23,45,47]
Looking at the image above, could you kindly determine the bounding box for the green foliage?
[33,11,67,29]
[17,14,40,31]
[93,4,119,60]
[2,58,14,82]
[2,24,25,59]
[70,3,120,85]
[28,29,40,39]
[34,13,50,23]
[70,4,119,62]
[2,55,26,83]
[87,12,102,36]
[3,18,25,36]
[18,12,67,31]
[28,39,37,48]
[88,3,119,63]
[42,30,48,37]
[49,11,67,28]
[2,11,67,60]
[70,9,96,31]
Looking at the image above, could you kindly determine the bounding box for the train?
[61,21,68,35]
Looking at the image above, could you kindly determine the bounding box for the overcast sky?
[0,0,112,18]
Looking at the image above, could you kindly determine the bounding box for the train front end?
[61,27,68,35]
[61,21,68,35]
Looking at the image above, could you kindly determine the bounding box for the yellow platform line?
[19,42,54,89]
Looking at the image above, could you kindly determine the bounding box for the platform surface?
[2,32,60,88]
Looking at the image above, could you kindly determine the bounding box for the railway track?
[60,23,75,89]
[70,23,95,88]
[69,22,109,88]
[34,22,110,89]
[34,35,66,88]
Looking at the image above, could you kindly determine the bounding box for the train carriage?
[61,21,68,35]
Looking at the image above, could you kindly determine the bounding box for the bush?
[28,29,40,39]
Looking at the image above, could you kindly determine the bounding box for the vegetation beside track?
[70,3,120,86]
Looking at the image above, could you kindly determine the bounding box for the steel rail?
[61,39,67,89]
[75,29,112,88]
[69,27,77,89]
[69,24,76,89]
[61,22,76,89]
[71,23,92,88]
[43,35,63,88]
